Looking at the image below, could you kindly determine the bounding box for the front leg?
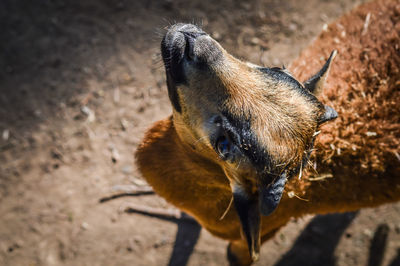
[227,239,254,266]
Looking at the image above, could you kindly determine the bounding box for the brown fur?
[136,0,400,265]
[290,0,400,178]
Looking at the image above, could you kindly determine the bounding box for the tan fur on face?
[170,52,321,189]
[212,52,320,168]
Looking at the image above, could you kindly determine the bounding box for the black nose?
[162,24,206,63]
[161,24,202,83]
[180,31,206,61]
[161,23,224,87]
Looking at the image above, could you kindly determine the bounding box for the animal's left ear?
[304,50,337,96]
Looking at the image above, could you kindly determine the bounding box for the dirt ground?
[1,0,400,265]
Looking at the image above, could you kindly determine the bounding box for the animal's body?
[136,0,400,265]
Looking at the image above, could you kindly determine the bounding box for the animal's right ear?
[318,105,338,124]
[304,50,337,96]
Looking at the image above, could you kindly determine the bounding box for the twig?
[306,173,333,181]
[287,191,309,201]
[99,186,154,203]
[362,13,371,35]
[393,151,400,162]
[124,203,196,223]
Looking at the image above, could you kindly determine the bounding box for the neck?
[283,140,400,217]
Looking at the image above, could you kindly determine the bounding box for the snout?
[161,23,223,84]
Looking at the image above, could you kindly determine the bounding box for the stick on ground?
[124,203,196,223]
[99,186,154,203]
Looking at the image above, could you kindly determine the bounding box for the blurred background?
[1,0,399,265]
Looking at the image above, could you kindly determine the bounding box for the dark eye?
[216,135,230,158]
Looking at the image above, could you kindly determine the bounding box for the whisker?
[219,196,233,220]
[193,135,209,147]
[236,158,243,170]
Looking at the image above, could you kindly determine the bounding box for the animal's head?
[161,23,337,260]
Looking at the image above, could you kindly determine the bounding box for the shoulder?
[135,116,178,166]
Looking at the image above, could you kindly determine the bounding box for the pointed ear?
[319,105,338,124]
[304,50,337,96]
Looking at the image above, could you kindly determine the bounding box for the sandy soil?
[1,0,399,265]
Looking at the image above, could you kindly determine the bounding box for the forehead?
[214,61,320,120]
